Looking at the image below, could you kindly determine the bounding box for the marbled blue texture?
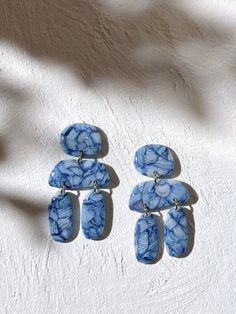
[164,207,188,257]
[48,192,73,242]
[134,144,174,178]
[82,190,105,240]
[48,159,110,189]
[60,123,102,157]
[134,214,158,264]
[129,179,189,212]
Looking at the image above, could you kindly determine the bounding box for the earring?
[48,123,111,242]
[129,144,190,263]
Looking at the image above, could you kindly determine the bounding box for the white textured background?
[0,1,235,313]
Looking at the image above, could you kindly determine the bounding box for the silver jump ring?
[77,150,83,163]
[60,183,65,196]
[153,171,160,184]
[93,180,98,194]
[144,204,149,216]
[173,198,180,211]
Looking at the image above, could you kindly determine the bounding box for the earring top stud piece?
[60,123,102,157]
[134,144,174,178]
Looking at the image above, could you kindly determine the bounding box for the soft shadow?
[168,147,181,178]
[0,79,29,104]
[0,136,7,162]
[181,182,199,206]
[97,127,109,158]
[0,192,48,243]
[104,164,120,189]
[3,195,46,217]
[0,0,234,118]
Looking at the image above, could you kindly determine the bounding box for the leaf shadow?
[0,192,48,244]
[0,0,234,119]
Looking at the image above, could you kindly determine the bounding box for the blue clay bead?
[164,207,188,257]
[48,159,110,189]
[134,214,158,264]
[82,190,105,240]
[129,179,189,212]
[60,123,102,157]
[134,144,174,178]
[48,193,73,242]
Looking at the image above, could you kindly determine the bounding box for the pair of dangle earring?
[129,144,191,264]
[48,123,111,242]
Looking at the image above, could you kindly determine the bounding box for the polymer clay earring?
[48,123,111,242]
[164,199,189,258]
[129,145,191,263]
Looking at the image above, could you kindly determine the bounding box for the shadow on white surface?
[0,0,235,119]
[0,136,7,162]
[168,147,181,178]
[0,192,48,243]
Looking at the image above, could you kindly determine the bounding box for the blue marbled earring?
[129,144,191,263]
[164,204,188,258]
[48,123,110,242]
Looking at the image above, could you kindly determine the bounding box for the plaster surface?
[0,1,235,313]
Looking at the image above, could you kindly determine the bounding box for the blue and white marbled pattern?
[134,214,158,264]
[164,207,188,257]
[82,190,105,240]
[129,179,189,212]
[134,144,174,178]
[48,159,110,189]
[48,192,73,242]
[60,123,102,157]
